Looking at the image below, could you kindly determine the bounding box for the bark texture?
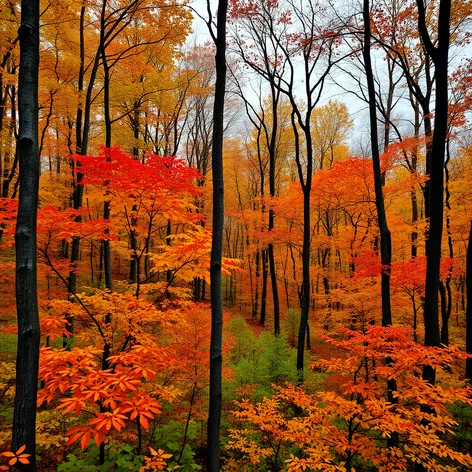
[12,1,41,469]
[206,0,228,469]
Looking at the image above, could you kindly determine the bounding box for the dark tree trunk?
[166,219,172,284]
[102,209,112,291]
[363,0,398,449]
[268,85,280,336]
[100,0,112,292]
[416,0,451,385]
[65,4,84,304]
[465,221,472,382]
[129,204,138,284]
[363,0,392,327]
[293,105,314,382]
[411,103,420,259]
[296,166,312,378]
[12,1,41,469]
[75,5,85,154]
[439,282,449,345]
[68,6,100,338]
[440,143,454,346]
[268,242,280,334]
[260,248,268,326]
[253,249,260,320]
[206,0,228,469]
[2,82,19,198]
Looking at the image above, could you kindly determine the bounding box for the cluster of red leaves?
[76,148,201,220]
[353,254,462,287]
[0,201,111,249]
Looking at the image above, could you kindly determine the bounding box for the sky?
[186,0,381,150]
[185,0,472,152]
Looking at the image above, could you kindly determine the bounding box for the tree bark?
[268,84,280,335]
[100,0,112,292]
[67,4,98,339]
[363,0,392,327]
[416,0,451,385]
[12,1,41,469]
[363,0,398,449]
[465,221,472,382]
[206,0,228,469]
[260,247,268,326]
[440,143,454,346]
[296,129,313,379]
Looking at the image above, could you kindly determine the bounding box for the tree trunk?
[416,0,451,385]
[465,221,472,382]
[206,0,228,469]
[268,85,280,336]
[100,0,112,292]
[363,0,397,449]
[440,143,454,346]
[411,102,420,259]
[253,249,260,320]
[68,5,100,337]
[268,241,280,334]
[12,1,41,469]
[363,0,393,327]
[296,185,311,378]
[260,247,268,326]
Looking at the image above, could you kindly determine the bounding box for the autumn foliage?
[1,0,472,469]
[227,327,472,471]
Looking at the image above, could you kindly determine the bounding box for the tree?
[11,0,40,470]
[0,0,20,199]
[229,14,285,333]
[231,0,346,379]
[415,0,452,385]
[362,0,393,327]
[206,0,228,469]
[466,220,472,382]
[227,326,472,471]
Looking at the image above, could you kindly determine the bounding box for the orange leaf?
[139,414,149,429]
[15,445,26,455]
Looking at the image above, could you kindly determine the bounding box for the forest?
[1,0,472,470]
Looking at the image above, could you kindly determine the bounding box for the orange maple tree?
[227,326,472,471]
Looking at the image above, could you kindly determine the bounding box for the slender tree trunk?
[253,249,260,320]
[129,204,138,283]
[363,0,392,327]
[166,219,172,285]
[100,0,112,293]
[411,103,420,258]
[412,295,418,343]
[75,5,85,154]
[268,86,280,335]
[439,282,449,345]
[268,241,280,334]
[12,1,41,469]
[260,248,268,326]
[440,143,454,345]
[294,107,314,381]
[68,5,99,338]
[363,0,398,449]
[296,185,311,378]
[2,82,19,198]
[383,57,395,153]
[206,0,228,469]
[416,0,451,385]
[465,221,472,382]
